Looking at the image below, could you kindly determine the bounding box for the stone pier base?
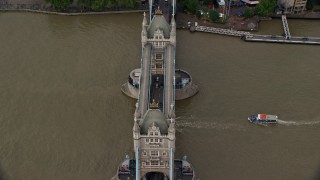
[121,81,199,100]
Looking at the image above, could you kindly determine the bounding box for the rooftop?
[147,15,171,39]
[139,109,169,134]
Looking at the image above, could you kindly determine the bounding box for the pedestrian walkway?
[194,25,252,37]
[281,15,291,39]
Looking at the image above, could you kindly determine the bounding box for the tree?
[196,10,202,18]
[306,0,314,10]
[208,9,219,22]
[255,0,276,16]
[243,7,254,18]
[78,0,91,10]
[45,0,73,10]
[126,0,138,8]
[106,0,117,9]
[91,0,106,11]
[184,0,198,14]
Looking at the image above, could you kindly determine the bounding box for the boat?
[248,114,278,124]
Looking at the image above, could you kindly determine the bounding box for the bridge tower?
[133,9,177,179]
[116,3,197,180]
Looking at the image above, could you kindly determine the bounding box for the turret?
[170,15,176,46]
[142,12,147,27]
[134,102,141,119]
[133,120,140,148]
[142,12,148,46]
[167,103,176,119]
[168,122,175,150]
[168,122,175,140]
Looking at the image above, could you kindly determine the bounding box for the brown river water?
[0,12,320,180]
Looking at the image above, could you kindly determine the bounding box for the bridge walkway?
[281,15,291,40]
[195,26,252,37]
[137,45,151,117]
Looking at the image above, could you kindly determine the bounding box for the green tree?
[126,0,137,8]
[116,0,125,8]
[46,0,73,10]
[208,9,219,22]
[184,0,198,14]
[243,7,253,18]
[91,0,106,11]
[196,10,202,18]
[306,0,314,10]
[106,0,117,9]
[78,0,91,9]
[255,0,276,16]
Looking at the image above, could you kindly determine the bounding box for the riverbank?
[1,0,320,31]
[0,8,147,15]
[271,11,320,19]
[0,0,148,15]
[177,10,320,32]
[176,11,260,31]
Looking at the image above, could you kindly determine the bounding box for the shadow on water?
[313,163,320,180]
[0,163,9,180]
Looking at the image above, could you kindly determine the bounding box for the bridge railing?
[136,47,145,113]
[173,48,176,111]
[163,46,167,113]
[147,46,152,109]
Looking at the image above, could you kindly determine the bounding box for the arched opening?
[145,172,165,180]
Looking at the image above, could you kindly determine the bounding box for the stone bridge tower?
[133,10,177,180]
[116,4,196,180]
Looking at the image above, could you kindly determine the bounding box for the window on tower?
[151,160,159,166]
[155,54,162,60]
[150,151,159,156]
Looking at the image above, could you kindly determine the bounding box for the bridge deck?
[149,75,164,110]
[137,45,151,117]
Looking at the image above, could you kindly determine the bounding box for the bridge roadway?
[136,42,175,118]
[137,44,151,118]
[164,45,174,118]
[137,0,175,118]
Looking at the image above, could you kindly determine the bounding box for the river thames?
[0,12,320,180]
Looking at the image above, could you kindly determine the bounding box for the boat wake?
[175,120,247,132]
[277,119,320,126]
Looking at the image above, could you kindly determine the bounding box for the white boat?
[248,114,278,124]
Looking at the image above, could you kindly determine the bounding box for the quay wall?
[0,8,147,15]
[270,13,320,20]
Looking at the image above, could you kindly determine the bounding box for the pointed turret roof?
[139,109,169,134]
[147,15,171,39]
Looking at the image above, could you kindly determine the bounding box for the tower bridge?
[116,1,198,180]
